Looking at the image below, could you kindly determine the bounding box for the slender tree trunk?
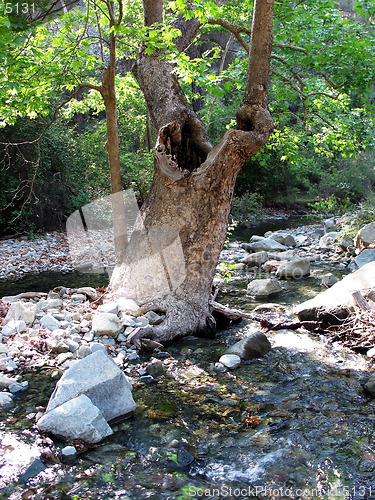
[110,0,274,344]
[100,1,128,262]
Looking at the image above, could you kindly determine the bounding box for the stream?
[0,216,374,500]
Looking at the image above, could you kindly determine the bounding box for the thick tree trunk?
[110,0,274,345]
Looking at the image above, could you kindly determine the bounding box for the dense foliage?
[0,0,374,233]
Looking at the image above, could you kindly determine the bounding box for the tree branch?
[273,42,308,54]
[208,18,250,52]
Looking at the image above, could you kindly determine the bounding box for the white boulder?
[268,233,297,247]
[354,222,375,249]
[240,251,269,266]
[218,354,241,369]
[92,312,122,337]
[4,301,37,326]
[37,394,113,444]
[295,261,375,323]
[276,259,310,279]
[2,319,27,335]
[247,278,282,297]
[40,314,60,331]
[247,238,288,253]
[46,350,136,421]
[319,232,341,249]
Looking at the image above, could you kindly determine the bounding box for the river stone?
[70,294,87,303]
[349,249,375,271]
[240,251,269,266]
[272,250,296,261]
[247,278,282,297]
[268,232,297,247]
[337,235,354,251]
[90,342,107,354]
[250,235,265,242]
[363,378,375,397]
[98,302,120,315]
[321,273,339,288]
[0,392,14,409]
[354,222,375,248]
[40,314,60,331]
[276,258,310,279]
[246,238,288,253]
[37,394,113,443]
[240,243,253,253]
[219,354,241,369]
[116,298,141,316]
[225,332,272,360]
[144,311,164,325]
[61,446,77,460]
[294,261,375,325]
[92,312,122,337]
[0,374,18,389]
[46,350,136,421]
[263,260,286,273]
[145,358,164,377]
[319,232,341,249]
[37,299,63,312]
[324,218,338,233]
[20,457,46,483]
[2,319,27,335]
[4,301,37,326]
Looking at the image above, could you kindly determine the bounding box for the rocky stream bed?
[0,216,374,500]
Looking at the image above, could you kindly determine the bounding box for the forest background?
[0,0,375,236]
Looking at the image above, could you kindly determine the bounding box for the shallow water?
[1,217,374,499]
[0,271,109,298]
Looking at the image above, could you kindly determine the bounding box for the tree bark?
[110,0,274,345]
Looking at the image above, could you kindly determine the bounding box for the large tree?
[1,0,374,344]
[109,0,275,345]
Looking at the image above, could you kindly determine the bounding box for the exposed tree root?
[325,292,375,353]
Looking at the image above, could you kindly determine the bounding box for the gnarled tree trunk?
[109,0,274,345]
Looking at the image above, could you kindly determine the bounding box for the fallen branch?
[210,300,320,332]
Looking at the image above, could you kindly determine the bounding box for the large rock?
[46,350,136,421]
[268,232,297,247]
[4,301,37,326]
[354,222,375,249]
[271,250,296,261]
[276,259,310,279]
[247,278,282,297]
[0,392,14,409]
[247,238,288,253]
[323,218,338,233]
[349,249,375,270]
[37,394,113,444]
[240,251,269,266]
[295,261,375,324]
[37,299,63,312]
[319,232,341,249]
[92,312,122,337]
[225,332,271,360]
[2,319,27,335]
